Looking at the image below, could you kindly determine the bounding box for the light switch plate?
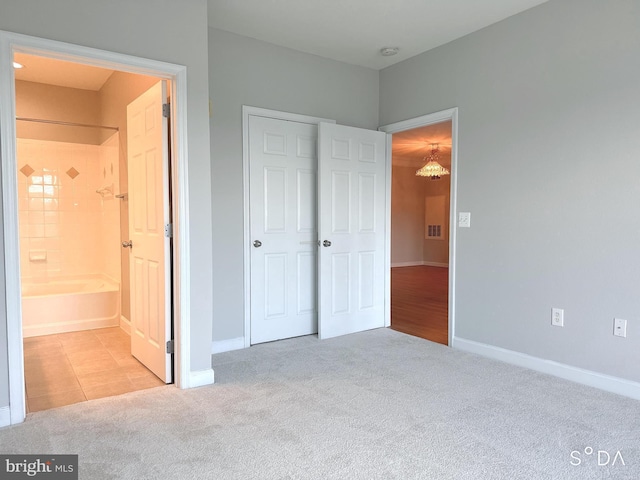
[459,212,471,228]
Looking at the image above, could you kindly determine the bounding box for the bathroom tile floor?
[24,327,166,413]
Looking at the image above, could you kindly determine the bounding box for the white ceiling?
[207,0,549,70]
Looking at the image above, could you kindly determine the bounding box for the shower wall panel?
[17,136,121,283]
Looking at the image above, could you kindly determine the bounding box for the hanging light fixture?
[415,144,449,180]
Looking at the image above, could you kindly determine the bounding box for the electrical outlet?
[459,212,471,228]
[614,318,627,338]
[551,308,564,327]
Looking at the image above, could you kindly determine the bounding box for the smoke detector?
[380,47,399,57]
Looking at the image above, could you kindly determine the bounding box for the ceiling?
[392,121,452,168]
[14,53,113,91]
[207,0,549,70]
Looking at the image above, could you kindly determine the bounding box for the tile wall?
[17,135,121,284]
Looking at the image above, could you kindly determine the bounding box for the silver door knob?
[253,240,262,248]
[323,240,332,247]
[122,240,133,248]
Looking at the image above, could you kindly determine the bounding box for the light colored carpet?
[1,328,638,479]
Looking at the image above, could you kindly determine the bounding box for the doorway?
[14,53,170,412]
[389,121,452,345]
[0,30,194,424]
[379,108,459,347]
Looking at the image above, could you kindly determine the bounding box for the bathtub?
[21,276,120,337]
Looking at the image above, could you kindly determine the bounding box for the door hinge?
[164,223,173,238]
[162,103,170,118]
[166,339,175,354]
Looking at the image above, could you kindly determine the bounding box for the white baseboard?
[212,337,245,354]
[0,406,10,428]
[120,315,131,335]
[453,337,640,400]
[189,368,215,388]
[391,261,424,268]
[391,261,448,268]
[22,318,119,338]
[423,262,448,268]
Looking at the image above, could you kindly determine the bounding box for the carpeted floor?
[1,328,638,479]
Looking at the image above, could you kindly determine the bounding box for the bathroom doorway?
[14,53,171,412]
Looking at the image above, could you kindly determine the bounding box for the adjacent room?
[390,121,452,345]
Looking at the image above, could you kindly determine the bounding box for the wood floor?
[391,265,448,345]
[24,327,165,413]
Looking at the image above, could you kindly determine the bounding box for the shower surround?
[17,134,122,336]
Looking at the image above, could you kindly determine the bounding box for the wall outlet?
[614,318,627,338]
[459,212,471,228]
[551,308,564,327]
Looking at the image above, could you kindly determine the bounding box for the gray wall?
[0,0,213,411]
[380,0,640,382]
[0,163,7,407]
[208,28,379,341]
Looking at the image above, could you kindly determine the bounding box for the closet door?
[249,115,318,344]
[317,123,387,339]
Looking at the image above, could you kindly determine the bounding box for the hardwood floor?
[391,265,448,345]
[23,327,165,413]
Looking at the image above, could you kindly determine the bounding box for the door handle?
[253,240,262,248]
[122,240,133,248]
[322,240,332,247]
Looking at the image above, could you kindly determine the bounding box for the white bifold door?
[249,115,387,344]
[126,81,172,382]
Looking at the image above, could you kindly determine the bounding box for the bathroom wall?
[97,133,120,283]
[15,80,102,145]
[98,71,160,320]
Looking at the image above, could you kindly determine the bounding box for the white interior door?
[318,122,387,339]
[126,80,172,382]
[249,115,318,344]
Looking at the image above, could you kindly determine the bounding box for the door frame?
[379,107,459,346]
[0,30,192,425]
[241,106,335,347]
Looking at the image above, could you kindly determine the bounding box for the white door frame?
[379,108,459,346]
[241,106,335,347]
[0,30,193,426]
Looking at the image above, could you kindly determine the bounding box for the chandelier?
[415,144,450,180]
